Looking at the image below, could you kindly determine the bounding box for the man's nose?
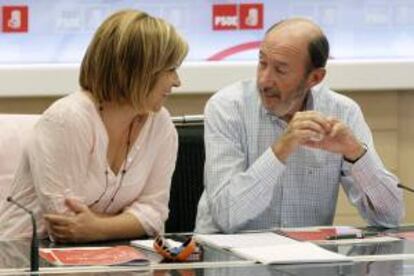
[258,67,275,89]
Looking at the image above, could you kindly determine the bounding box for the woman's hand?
[44,198,107,243]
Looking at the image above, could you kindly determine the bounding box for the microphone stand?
[397,183,414,193]
[7,197,39,272]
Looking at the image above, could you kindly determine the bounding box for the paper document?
[280,226,361,241]
[316,236,400,245]
[281,226,360,234]
[40,246,148,266]
[195,232,298,249]
[232,242,350,265]
[387,231,414,241]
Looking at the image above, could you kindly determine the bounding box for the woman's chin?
[151,104,163,112]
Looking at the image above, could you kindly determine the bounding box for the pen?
[326,232,378,240]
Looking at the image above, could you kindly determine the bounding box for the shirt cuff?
[347,148,380,192]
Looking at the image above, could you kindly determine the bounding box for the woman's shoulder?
[146,107,176,138]
[151,107,174,127]
[40,91,96,129]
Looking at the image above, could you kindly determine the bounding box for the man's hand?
[307,117,366,161]
[44,198,106,243]
[272,111,365,163]
[272,111,331,162]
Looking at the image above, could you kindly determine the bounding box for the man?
[195,18,404,234]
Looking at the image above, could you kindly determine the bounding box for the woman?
[0,10,188,243]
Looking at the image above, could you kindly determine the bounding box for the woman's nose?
[172,71,181,87]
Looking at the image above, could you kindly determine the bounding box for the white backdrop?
[1,0,414,95]
[1,0,414,63]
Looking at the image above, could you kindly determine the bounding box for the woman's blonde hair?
[79,10,188,111]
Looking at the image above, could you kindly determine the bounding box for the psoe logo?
[239,3,263,30]
[212,3,263,31]
[212,4,238,30]
[2,6,29,33]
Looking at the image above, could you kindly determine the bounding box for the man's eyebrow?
[266,58,289,68]
[259,51,289,67]
[274,61,289,67]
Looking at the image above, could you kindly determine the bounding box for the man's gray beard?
[264,88,308,118]
[270,100,296,117]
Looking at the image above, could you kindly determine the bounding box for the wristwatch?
[344,143,368,164]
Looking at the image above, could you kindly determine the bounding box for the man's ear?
[306,68,326,88]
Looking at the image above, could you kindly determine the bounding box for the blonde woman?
[0,10,188,243]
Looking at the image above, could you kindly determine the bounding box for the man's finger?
[329,122,342,138]
[294,120,327,135]
[294,111,331,132]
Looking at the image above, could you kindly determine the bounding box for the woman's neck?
[100,102,143,127]
[98,102,147,175]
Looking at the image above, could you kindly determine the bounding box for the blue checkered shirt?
[195,79,404,234]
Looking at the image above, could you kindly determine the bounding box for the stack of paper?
[195,232,350,265]
[231,243,350,264]
[195,232,297,249]
[316,236,400,245]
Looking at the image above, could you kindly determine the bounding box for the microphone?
[7,196,39,272]
[397,183,414,193]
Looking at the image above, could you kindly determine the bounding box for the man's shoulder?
[314,85,360,111]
